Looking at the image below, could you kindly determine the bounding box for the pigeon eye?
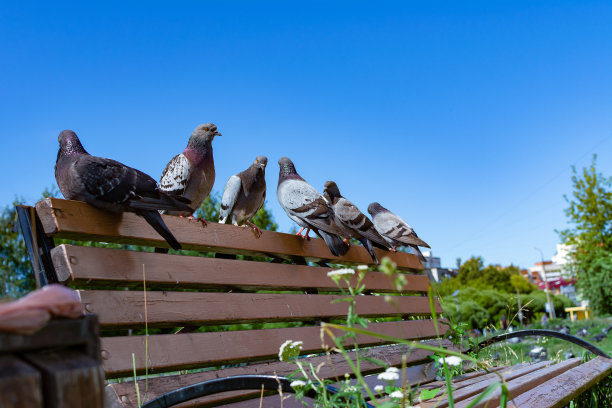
[203,127,209,131]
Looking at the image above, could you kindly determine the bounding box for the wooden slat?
[101,320,447,378]
[35,199,423,270]
[419,365,512,391]
[79,290,441,329]
[108,341,449,408]
[52,244,429,293]
[419,360,558,408]
[508,356,612,408]
[454,358,582,408]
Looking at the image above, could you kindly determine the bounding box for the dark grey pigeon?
[323,181,388,264]
[219,156,268,237]
[276,157,348,257]
[158,123,221,219]
[367,202,430,262]
[55,130,192,250]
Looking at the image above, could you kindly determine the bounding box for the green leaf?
[419,387,441,401]
[464,382,502,408]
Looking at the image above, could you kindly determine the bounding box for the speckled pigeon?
[219,156,268,237]
[367,202,430,262]
[323,181,388,264]
[158,123,221,219]
[276,157,348,257]
[55,130,192,250]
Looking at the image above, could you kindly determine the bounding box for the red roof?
[537,278,575,290]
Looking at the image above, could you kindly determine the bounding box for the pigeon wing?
[376,212,430,247]
[219,175,242,223]
[159,153,192,197]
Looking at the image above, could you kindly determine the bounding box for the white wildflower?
[290,380,306,388]
[386,366,400,373]
[390,390,404,399]
[438,356,462,367]
[357,265,369,270]
[279,340,303,361]
[377,370,399,381]
[374,385,384,393]
[345,386,358,393]
[327,268,355,280]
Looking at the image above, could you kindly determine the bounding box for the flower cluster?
[438,355,462,367]
[278,340,303,361]
[377,366,400,382]
[327,268,355,282]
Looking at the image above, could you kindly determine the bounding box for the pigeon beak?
[214,131,222,136]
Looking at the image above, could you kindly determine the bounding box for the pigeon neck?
[60,140,88,156]
[184,141,212,164]
[279,164,303,182]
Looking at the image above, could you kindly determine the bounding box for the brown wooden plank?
[36,198,422,270]
[0,316,100,361]
[53,244,429,293]
[23,350,105,408]
[0,356,43,408]
[419,360,559,408]
[101,319,446,378]
[453,358,582,408]
[419,364,512,391]
[507,356,612,408]
[109,341,450,408]
[78,290,441,329]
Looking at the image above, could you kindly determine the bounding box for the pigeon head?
[188,123,221,149]
[278,157,302,182]
[253,155,268,170]
[58,130,87,156]
[323,181,341,199]
[367,202,387,216]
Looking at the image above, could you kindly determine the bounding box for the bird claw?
[245,221,263,238]
[389,247,397,252]
[187,215,208,227]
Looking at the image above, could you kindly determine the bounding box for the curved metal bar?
[466,329,611,358]
[141,374,374,408]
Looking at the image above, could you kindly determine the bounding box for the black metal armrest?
[465,329,611,358]
[141,374,375,408]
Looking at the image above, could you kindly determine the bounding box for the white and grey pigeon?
[158,123,221,221]
[219,156,268,237]
[55,130,192,250]
[323,181,388,264]
[367,202,430,262]
[276,157,349,257]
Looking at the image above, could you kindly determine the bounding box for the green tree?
[510,274,536,294]
[559,155,612,314]
[457,256,484,284]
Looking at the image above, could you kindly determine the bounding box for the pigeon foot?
[245,221,263,238]
[187,215,208,227]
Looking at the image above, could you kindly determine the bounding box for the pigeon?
[322,181,388,263]
[55,130,192,250]
[276,157,348,257]
[158,123,221,220]
[367,202,430,262]
[219,156,268,237]
[590,333,606,342]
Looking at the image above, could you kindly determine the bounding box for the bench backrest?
[23,198,445,403]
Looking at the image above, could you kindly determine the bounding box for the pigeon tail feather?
[317,230,349,257]
[360,237,379,264]
[140,211,182,250]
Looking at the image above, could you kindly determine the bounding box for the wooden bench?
[17,198,612,407]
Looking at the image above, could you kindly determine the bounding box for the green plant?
[281,258,510,407]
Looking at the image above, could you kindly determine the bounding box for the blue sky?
[1,1,611,269]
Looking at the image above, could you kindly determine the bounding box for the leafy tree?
[559,155,612,314]
[510,274,536,294]
[457,256,484,284]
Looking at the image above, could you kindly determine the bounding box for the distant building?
[528,244,577,303]
[422,250,457,283]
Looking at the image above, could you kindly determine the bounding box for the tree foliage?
[559,155,612,314]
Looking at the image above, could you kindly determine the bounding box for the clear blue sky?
[1,1,611,269]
